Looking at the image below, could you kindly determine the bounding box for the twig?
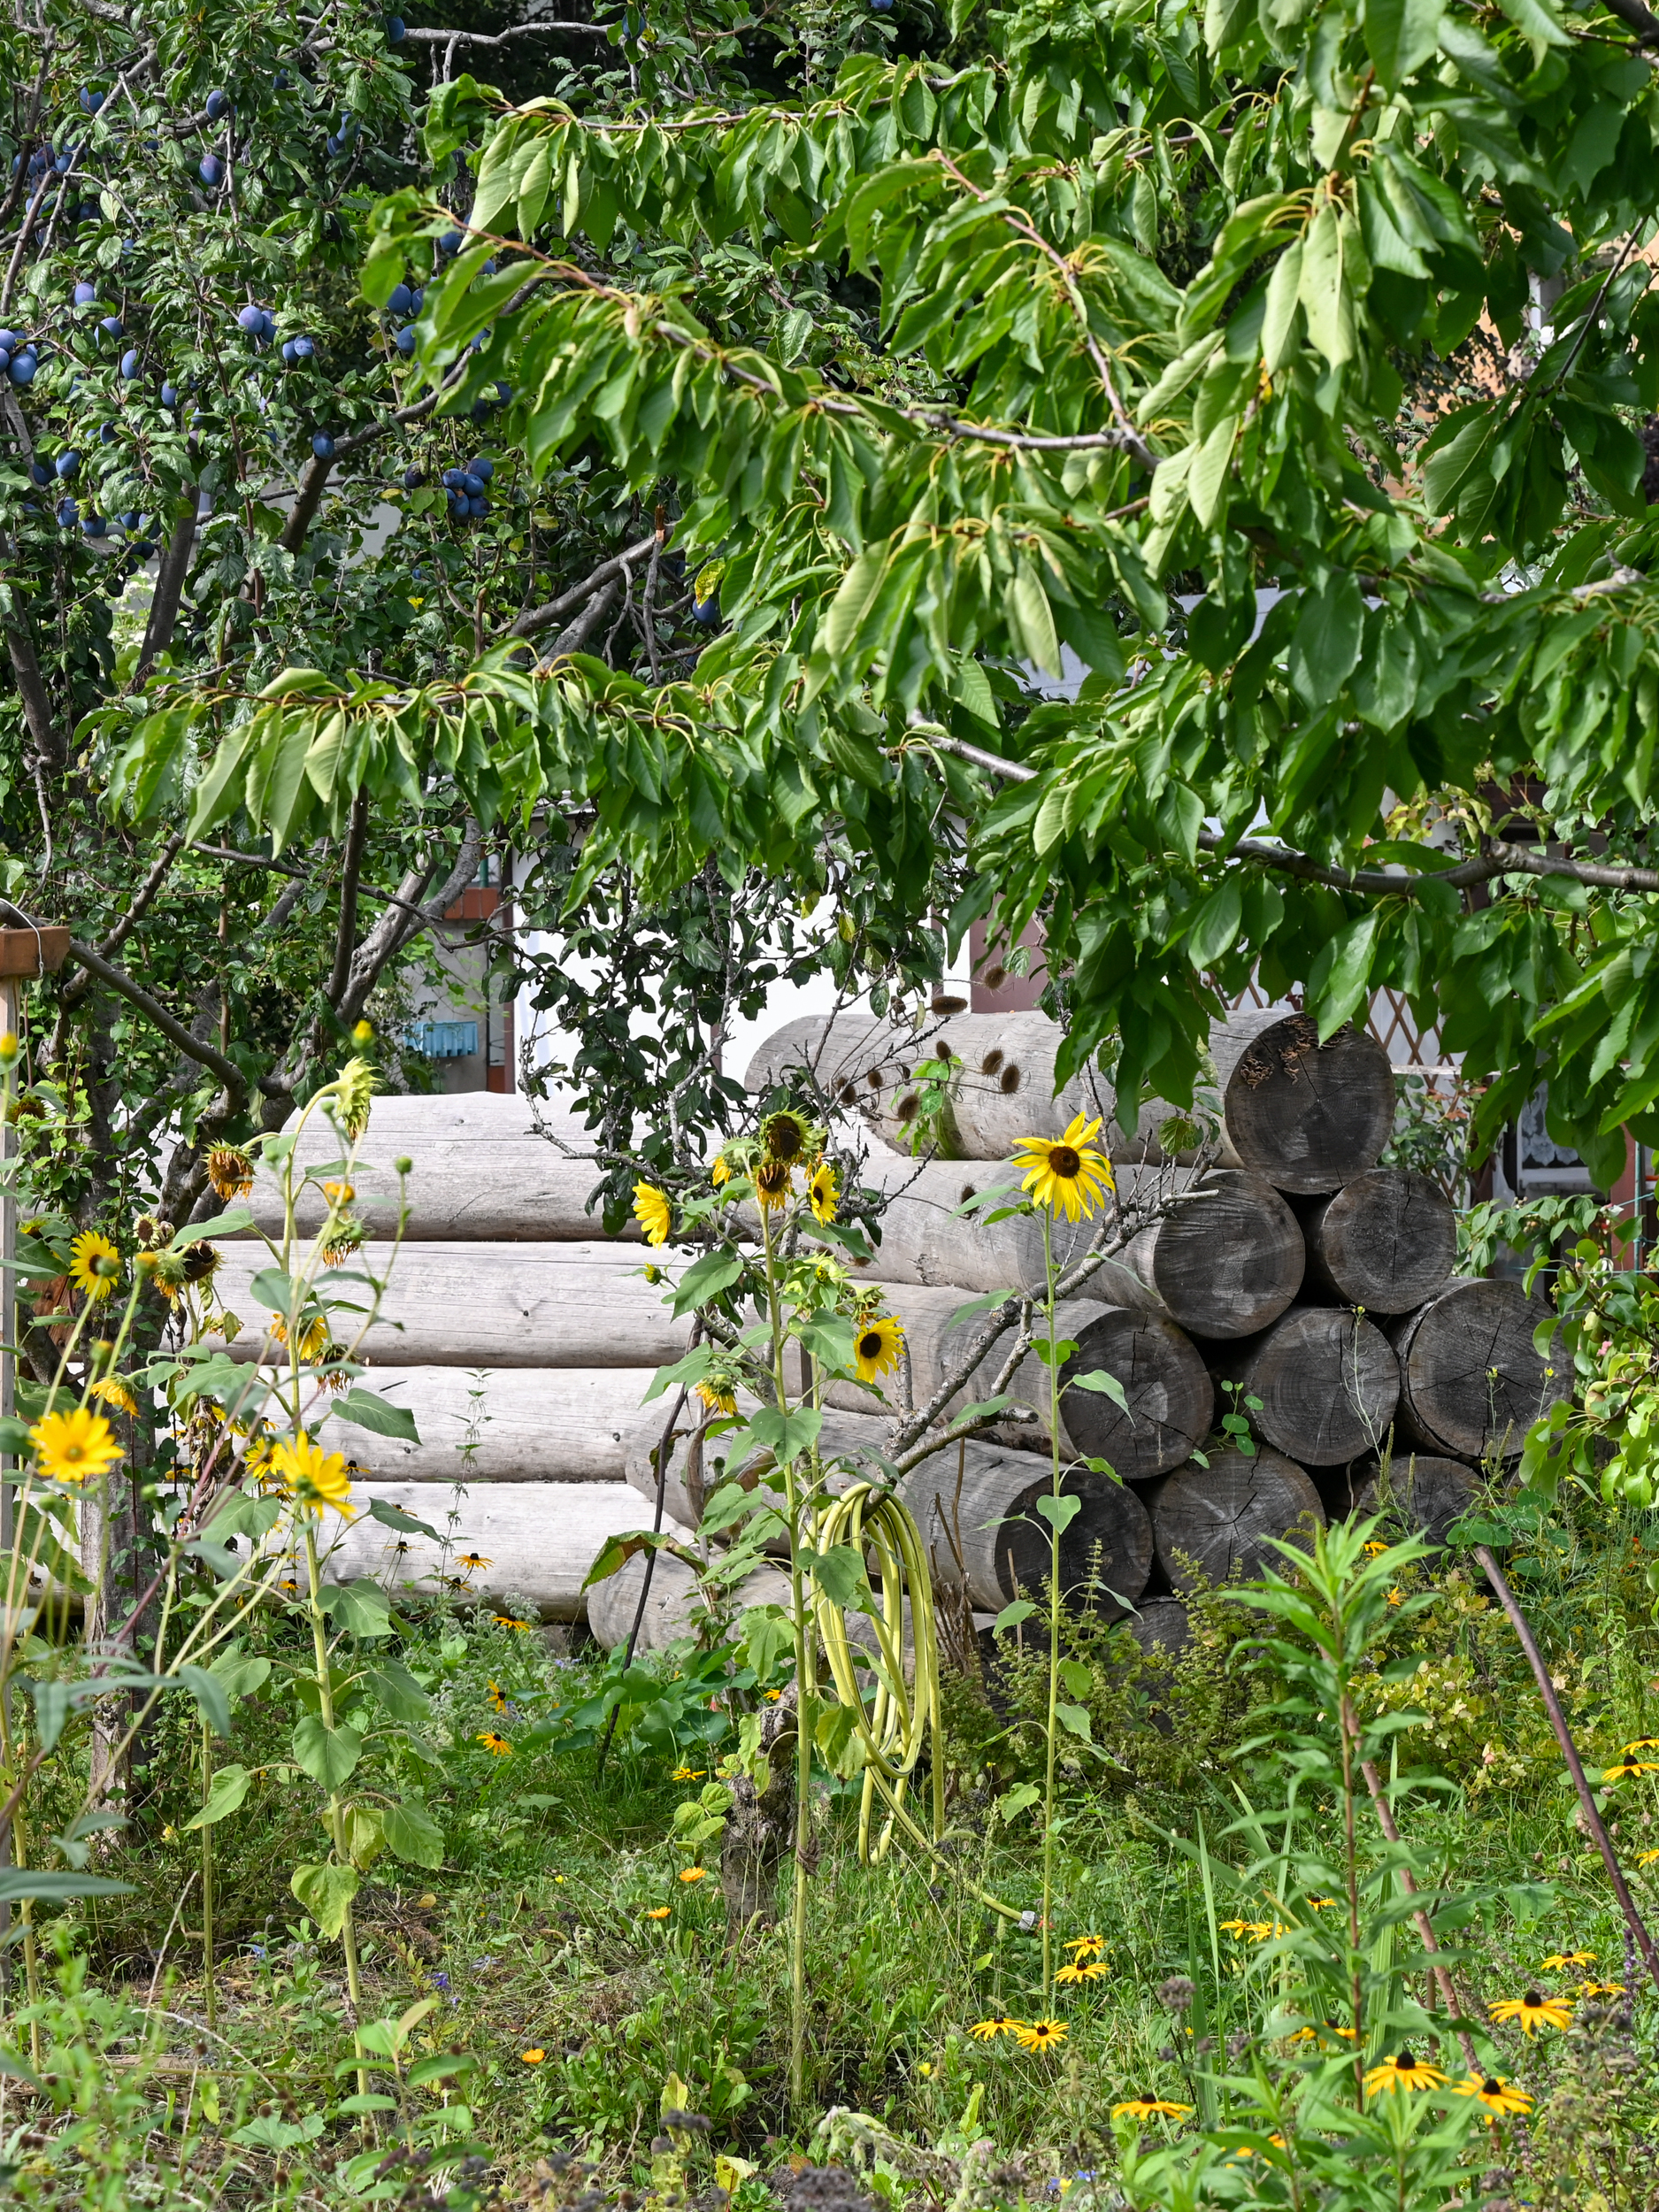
[1358,1756,1479,2068]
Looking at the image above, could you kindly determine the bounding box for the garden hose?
[811,1480,946,1863]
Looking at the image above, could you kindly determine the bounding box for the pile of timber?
[734,1005,1567,1651]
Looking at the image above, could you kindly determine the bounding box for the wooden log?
[621,1406,1153,1615]
[1207,1304,1399,1465]
[587,1550,793,1652]
[1145,1448,1326,1594]
[1209,1010,1394,1193]
[313,1479,694,1620]
[234,1095,626,1241]
[317,1366,659,1484]
[1387,1278,1567,1459]
[1349,1454,1480,1546]
[1298,1168,1456,1312]
[1095,1169,1305,1340]
[1125,1597,1191,1659]
[214,1242,689,1369]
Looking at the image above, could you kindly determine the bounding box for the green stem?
[201,1718,216,2030]
[1040,1210,1061,2008]
[302,1516,369,2110]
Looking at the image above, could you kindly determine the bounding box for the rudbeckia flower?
[1540,1951,1595,1970]
[968,2016,1018,2040]
[1489,1991,1573,2035]
[1014,2019,1067,2053]
[1363,2051,1447,2096]
[1111,2095,1190,2119]
[1452,2075,1532,2117]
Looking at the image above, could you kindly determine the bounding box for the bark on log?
[1298,1168,1457,1312]
[1350,1455,1480,1546]
[215,1242,688,1368]
[1206,1304,1400,1465]
[237,1095,624,1241]
[315,1366,658,1483]
[1387,1278,1567,1459]
[1209,1011,1395,1193]
[1145,1448,1326,1593]
[1094,1169,1305,1340]
[313,1479,694,1619]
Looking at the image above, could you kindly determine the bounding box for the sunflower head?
[330,1056,377,1141]
[69,1229,121,1304]
[181,1240,220,1284]
[807,1160,840,1225]
[634,1182,672,1246]
[710,1153,733,1187]
[754,1157,792,1210]
[695,1373,739,1416]
[762,1110,811,1164]
[1011,1114,1114,1222]
[322,1219,366,1266]
[270,1430,352,1516]
[205,1147,256,1200]
[30,1406,124,1486]
[88,1375,138,1416]
[852,1313,904,1384]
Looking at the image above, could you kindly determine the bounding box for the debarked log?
[586,1549,793,1652]
[1091,1169,1305,1340]
[1204,1304,1400,1466]
[1297,1167,1457,1313]
[1209,1010,1395,1194]
[1349,1454,1482,1546]
[314,1366,660,1484]
[1386,1278,1568,1459]
[1143,1448,1326,1594]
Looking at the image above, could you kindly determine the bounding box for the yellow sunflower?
[88,1375,138,1416]
[1489,1991,1573,2035]
[696,1378,738,1416]
[710,1154,733,1187]
[322,1179,355,1207]
[1451,2075,1532,2117]
[633,1183,672,1247]
[754,1158,792,1210]
[268,1311,329,1363]
[270,1430,353,1516]
[808,1161,840,1225]
[206,1147,256,1200]
[29,1407,123,1486]
[762,1111,810,1163]
[69,1229,121,1303]
[1012,1114,1114,1222]
[1363,2051,1447,2096]
[1013,2019,1067,2054]
[853,1314,903,1384]
[1111,2096,1190,2120]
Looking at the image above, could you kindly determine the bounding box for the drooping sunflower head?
[268,1311,330,1363]
[762,1110,810,1164]
[695,1372,739,1417]
[807,1160,840,1225]
[1012,1114,1114,1222]
[710,1153,733,1188]
[633,1182,672,1247]
[69,1229,121,1304]
[852,1313,903,1384]
[330,1056,377,1141]
[322,1218,366,1266]
[30,1406,124,1486]
[206,1146,257,1200]
[754,1157,792,1210]
[88,1375,138,1416]
[270,1429,352,1516]
[181,1240,220,1284]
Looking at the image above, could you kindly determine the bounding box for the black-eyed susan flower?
[456,1551,493,1576]
[1490,1991,1572,2035]
[968,2016,1018,2040]
[1111,2096,1190,2120]
[853,1314,903,1384]
[1636,1848,1659,1867]
[1363,2051,1447,2096]
[29,1407,124,1486]
[672,1766,707,1782]
[1540,1951,1595,1970]
[1601,1758,1659,1782]
[69,1229,121,1303]
[271,1431,352,1516]
[679,1866,706,1885]
[476,1732,513,1757]
[1624,1737,1659,1753]
[1218,1918,1251,1937]
[754,1158,791,1210]
[644,1906,672,1921]
[1451,2075,1532,2117]
[633,1183,672,1246]
[1014,2019,1067,2054]
[1304,1895,1336,1911]
[1578,1981,1626,1997]
[88,1374,138,1416]
[206,1146,256,1200]
[493,1612,532,1632]
[1012,1115,1113,1222]
[1055,1959,1107,1985]
[1064,1934,1106,1958]
[808,1161,839,1225]
[1363,1540,1389,1557]
[488,1681,509,1714]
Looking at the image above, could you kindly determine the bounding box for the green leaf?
[184,1763,254,1831]
[1361,0,1443,89]
[583,1528,668,1589]
[1299,202,1354,367]
[365,1660,431,1725]
[368,1497,442,1541]
[1033,1492,1082,1534]
[207,1646,272,1701]
[1055,1701,1094,1741]
[1261,239,1303,373]
[1064,1368,1130,1412]
[381,1794,446,1870]
[0,1869,134,1902]
[749,1404,822,1463]
[292,1716,363,1792]
[332,1387,420,1444]
[322,1578,395,1640]
[668,1248,746,1318]
[799,1542,868,1609]
[1288,574,1364,709]
[993,1599,1037,1632]
[996,1781,1041,1824]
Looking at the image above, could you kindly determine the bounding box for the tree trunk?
[1296,1168,1457,1312]
[1100,1168,1305,1340]
[1387,1278,1568,1459]
[1143,1448,1326,1593]
[1205,1304,1400,1465]
[1208,1011,1395,1194]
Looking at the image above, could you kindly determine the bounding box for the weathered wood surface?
[1208,1304,1399,1465]
[318,1366,658,1483]
[1388,1278,1567,1458]
[1125,1596,1192,1658]
[316,1479,694,1620]
[621,1405,1153,1614]
[814,1282,1210,1474]
[1298,1168,1456,1312]
[587,1550,792,1652]
[1094,1169,1305,1340]
[846,1152,1111,1295]
[1145,1448,1326,1593]
[1350,1455,1480,1545]
[1210,1011,1395,1193]
[233,1095,625,1242]
[215,1242,688,1369]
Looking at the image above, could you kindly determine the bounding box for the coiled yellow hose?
[811,1481,945,1863]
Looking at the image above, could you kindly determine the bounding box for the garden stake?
[1359,1757,1478,2070]
[1474,1544,1659,1995]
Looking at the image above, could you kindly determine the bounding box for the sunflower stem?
[301,1516,371,2123]
[1041,1206,1061,2009]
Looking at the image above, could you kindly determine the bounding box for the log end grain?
[1211,1305,1401,1466]
[1217,1014,1395,1194]
[1350,1454,1481,1547]
[975,1468,1154,1617]
[1141,1170,1306,1340]
[1390,1277,1568,1459]
[1300,1168,1457,1312]
[1058,1309,1214,1481]
[1147,1448,1326,1594]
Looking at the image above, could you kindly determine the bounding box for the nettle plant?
[0,1062,469,2125]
